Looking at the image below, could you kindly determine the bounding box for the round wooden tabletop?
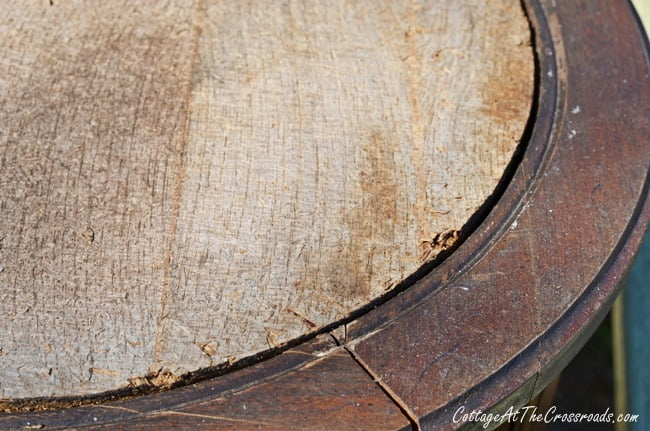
[1,0,534,400]
[1,0,649,429]
[1,0,533,399]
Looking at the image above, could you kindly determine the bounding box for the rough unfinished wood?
[0,0,533,398]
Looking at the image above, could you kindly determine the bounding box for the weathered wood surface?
[84,349,413,431]
[0,336,413,430]
[0,0,533,397]
[346,0,650,428]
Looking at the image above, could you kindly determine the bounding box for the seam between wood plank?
[345,346,420,431]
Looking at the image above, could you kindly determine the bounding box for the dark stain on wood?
[347,131,399,296]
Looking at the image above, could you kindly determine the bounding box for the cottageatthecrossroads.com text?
[453,405,639,429]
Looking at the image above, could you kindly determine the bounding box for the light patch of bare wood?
[0,0,533,398]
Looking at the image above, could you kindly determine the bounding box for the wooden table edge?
[1,0,648,429]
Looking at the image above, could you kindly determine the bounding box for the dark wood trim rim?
[1,0,649,429]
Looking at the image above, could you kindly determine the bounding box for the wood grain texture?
[0,0,533,397]
[346,0,650,428]
[0,336,412,430]
[82,350,413,431]
[0,0,200,398]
